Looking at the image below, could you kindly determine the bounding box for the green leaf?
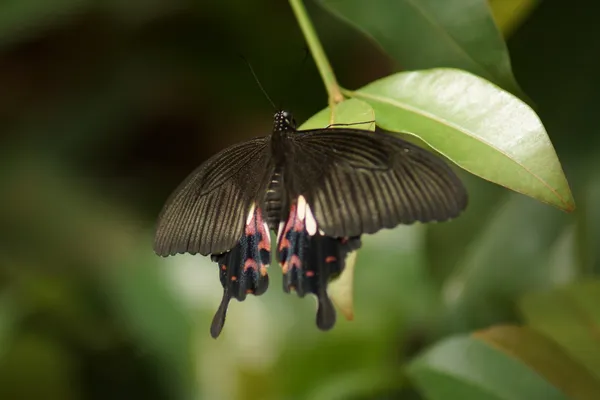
[300,98,375,131]
[318,0,526,99]
[299,98,375,322]
[408,335,569,400]
[349,69,575,212]
[474,325,600,400]
[489,0,540,37]
[520,280,600,380]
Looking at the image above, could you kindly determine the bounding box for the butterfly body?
[154,110,468,338]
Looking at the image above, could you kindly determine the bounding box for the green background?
[0,0,598,399]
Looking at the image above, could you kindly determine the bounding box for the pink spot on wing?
[244,259,258,271]
[278,202,307,252]
[245,221,257,235]
[258,238,270,251]
[278,237,290,251]
[245,206,271,253]
[290,255,302,269]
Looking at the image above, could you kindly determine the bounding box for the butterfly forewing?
[286,129,468,238]
[154,137,272,257]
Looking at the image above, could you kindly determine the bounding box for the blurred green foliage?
[0,0,599,399]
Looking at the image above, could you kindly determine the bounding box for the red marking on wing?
[278,237,290,251]
[278,202,307,253]
[290,255,302,269]
[293,218,304,232]
[245,221,257,235]
[305,270,315,277]
[244,259,258,271]
[258,238,270,251]
[281,204,297,238]
[325,256,337,263]
[246,206,271,253]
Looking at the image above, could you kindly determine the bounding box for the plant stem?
[289,0,344,106]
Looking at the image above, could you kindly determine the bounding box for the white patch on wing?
[246,203,256,225]
[277,221,284,240]
[263,222,271,244]
[297,195,307,220]
[305,203,317,236]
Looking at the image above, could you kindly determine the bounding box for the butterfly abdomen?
[264,166,285,230]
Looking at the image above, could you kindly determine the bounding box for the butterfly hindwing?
[285,128,468,238]
[153,137,272,257]
[276,196,361,330]
[210,204,271,338]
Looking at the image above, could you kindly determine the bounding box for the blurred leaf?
[0,0,184,48]
[306,367,403,400]
[300,98,375,322]
[545,223,579,286]
[520,280,600,380]
[474,325,600,400]
[10,64,151,159]
[328,252,357,321]
[0,291,17,361]
[0,0,90,49]
[349,69,575,211]
[440,194,569,332]
[489,0,540,37]
[275,330,398,399]
[0,334,78,400]
[577,172,600,275]
[425,173,505,284]
[318,0,526,99]
[408,335,569,400]
[354,224,438,325]
[0,156,197,397]
[105,250,197,400]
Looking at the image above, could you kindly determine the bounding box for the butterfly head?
[273,110,297,134]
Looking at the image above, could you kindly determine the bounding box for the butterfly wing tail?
[209,205,271,338]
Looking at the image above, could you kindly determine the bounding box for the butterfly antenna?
[239,55,277,111]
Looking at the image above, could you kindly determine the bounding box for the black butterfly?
[153,110,468,338]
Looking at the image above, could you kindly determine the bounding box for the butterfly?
[153,110,468,338]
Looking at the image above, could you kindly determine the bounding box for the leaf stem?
[289,0,345,106]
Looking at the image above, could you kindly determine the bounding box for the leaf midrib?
[351,90,569,208]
